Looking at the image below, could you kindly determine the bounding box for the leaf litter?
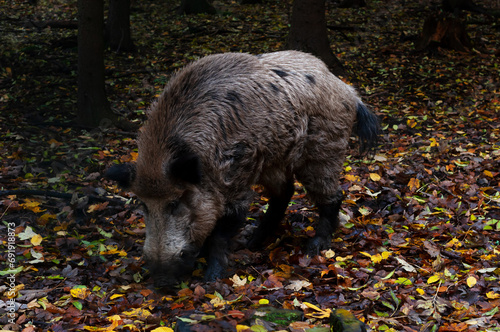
[0,0,499,331]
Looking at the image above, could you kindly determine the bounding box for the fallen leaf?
[70,286,90,300]
[30,234,43,246]
[285,279,311,292]
[466,276,477,288]
[230,274,247,288]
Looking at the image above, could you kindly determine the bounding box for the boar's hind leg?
[203,204,247,281]
[296,162,344,255]
[306,189,344,255]
[248,179,295,249]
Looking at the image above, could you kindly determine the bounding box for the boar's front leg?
[248,179,295,249]
[203,203,247,281]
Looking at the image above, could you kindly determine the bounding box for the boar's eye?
[165,200,180,215]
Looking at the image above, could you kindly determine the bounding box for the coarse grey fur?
[105,50,380,288]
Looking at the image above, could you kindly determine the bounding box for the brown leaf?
[423,240,440,257]
[388,232,408,246]
[194,285,206,298]
[361,289,381,300]
[432,254,445,272]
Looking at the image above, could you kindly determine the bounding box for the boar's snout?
[145,247,199,288]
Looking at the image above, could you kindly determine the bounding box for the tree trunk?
[178,0,217,15]
[415,14,473,52]
[77,0,116,127]
[105,0,135,52]
[287,0,345,76]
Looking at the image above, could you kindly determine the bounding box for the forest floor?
[0,0,499,331]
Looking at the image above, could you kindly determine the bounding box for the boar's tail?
[354,102,380,154]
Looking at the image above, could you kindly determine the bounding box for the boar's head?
[105,146,222,288]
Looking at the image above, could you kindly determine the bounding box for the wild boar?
[105,50,380,288]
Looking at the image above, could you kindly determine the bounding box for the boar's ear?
[104,163,136,189]
[170,153,201,184]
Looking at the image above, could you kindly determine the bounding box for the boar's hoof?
[247,231,267,251]
[306,236,332,256]
[152,275,179,289]
[148,261,194,289]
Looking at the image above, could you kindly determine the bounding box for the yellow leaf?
[445,238,462,248]
[100,247,127,257]
[87,204,99,213]
[210,296,227,307]
[302,301,322,312]
[359,252,372,258]
[381,251,392,260]
[467,276,477,288]
[407,119,416,128]
[22,199,46,213]
[335,255,353,262]
[427,274,441,284]
[369,252,391,264]
[345,174,360,182]
[110,294,124,300]
[486,291,500,299]
[416,288,425,295]
[484,170,493,178]
[429,137,439,147]
[151,328,174,332]
[236,325,251,332]
[303,302,332,319]
[106,315,123,330]
[304,226,315,233]
[371,254,382,264]
[369,173,381,181]
[39,213,57,223]
[6,284,24,298]
[71,286,90,299]
[30,234,43,246]
[123,308,152,320]
[306,311,331,319]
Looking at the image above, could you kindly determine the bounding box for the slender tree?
[105,0,135,52]
[287,0,345,76]
[77,0,117,127]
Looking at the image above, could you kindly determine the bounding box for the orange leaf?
[228,310,245,319]
[408,178,420,191]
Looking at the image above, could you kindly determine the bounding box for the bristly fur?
[107,50,381,287]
